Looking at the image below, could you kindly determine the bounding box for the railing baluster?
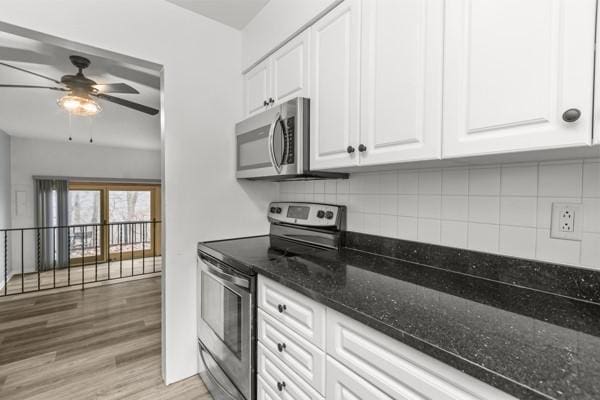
[36,228,41,291]
[4,230,7,296]
[142,222,145,274]
[120,223,123,278]
[107,223,111,281]
[95,224,98,282]
[152,219,156,273]
[131,223,134,276]
[53,227,56,289]
[68,227,71,287]
[81,225,85,290]
[21,229,24,294]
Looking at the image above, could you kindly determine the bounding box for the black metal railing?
[0,220,161,297]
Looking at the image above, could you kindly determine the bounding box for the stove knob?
[276,207,282,214]
[270,207,276,213]
[316,210,325,219]
[325,211,334,220]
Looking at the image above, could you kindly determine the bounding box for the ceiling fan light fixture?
[57,94,101,116]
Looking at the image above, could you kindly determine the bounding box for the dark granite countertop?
[197,233,600,400]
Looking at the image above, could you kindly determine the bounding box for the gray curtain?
[35,179,69,270]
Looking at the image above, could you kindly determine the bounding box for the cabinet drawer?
[257,343,324,400]
[327,309,516,400]
[258,309,325,394]
[258,376,281,400]
[326,356,392,400]
[258,275,326,349]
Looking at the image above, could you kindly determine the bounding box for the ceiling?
[0,32,161,150]
[165,0,269,29]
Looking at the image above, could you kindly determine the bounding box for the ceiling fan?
[0,55,159,116]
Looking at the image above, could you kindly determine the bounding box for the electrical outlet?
[551,202,582,241]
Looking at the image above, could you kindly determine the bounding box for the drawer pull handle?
[277,342,287,352]
[277,304,287,313]
[277,381,286,391]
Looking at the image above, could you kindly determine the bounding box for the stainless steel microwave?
[235,97,347,181]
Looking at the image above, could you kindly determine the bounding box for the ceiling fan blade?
[0,62,61,84]
[0,84,67,91]
[93,93,159,115]
[92,83,139,94]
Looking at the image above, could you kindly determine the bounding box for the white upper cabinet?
[443,0,596,158]
[243,31,310,118]
[244,59,271,117]
[271,31,311,106]
[310,0,361,170]
[359,0,444,166]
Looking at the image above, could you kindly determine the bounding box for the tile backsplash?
[279,159,600,270]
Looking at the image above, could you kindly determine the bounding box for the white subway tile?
[581,232,600,269]
[380,215,398,238]
[398,171,419,194]
[303,193,314,202]
[418,195,442,219]
[442,196,468,221]
[380,195,398,215]
[468,223,499,253]
[363,213,381,235]
[441,221,468,248]
[363,174,380,194]
[313,193,325,202]
[469,196,500,224]
[583,198,600,233]
[418,219,441,244]
[499,226,536,259]
[347,212,364,232]
[281,181,295,193]
[397,217,418,241]
[583,161,600,198]
[303,181,315,193]
[337,179,350,194]
[325,180,337,194]
[442,168,469,195]
[336,193,349,205]
[313,180,325,193]
[397,195,419,217]
[324,194,337,204]
[500,197,537,227]
[538,161,583,197]
[379,171,399,194]
[418,170,442,195]
[362,194,380,213]
[469,167,501,196]
[501,164,538,196]
[536,229,581,266]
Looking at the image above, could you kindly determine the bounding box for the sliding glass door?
[67,182,161,265]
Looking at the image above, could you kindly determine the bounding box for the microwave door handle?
[268,112,282,174]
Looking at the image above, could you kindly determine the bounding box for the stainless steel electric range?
[196,202,346,400]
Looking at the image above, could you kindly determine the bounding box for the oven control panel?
[268,202,346,229]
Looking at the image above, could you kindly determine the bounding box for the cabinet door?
[310,0,361,170]
[272,30,310,106]
[443,0,596,157]
[359,0,443,166]
[244,59,271,117]
[326,357,393,400]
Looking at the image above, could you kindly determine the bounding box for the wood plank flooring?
[2,257,162,297]
[0,277,212,399]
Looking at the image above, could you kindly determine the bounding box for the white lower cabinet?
[257,276,516,400]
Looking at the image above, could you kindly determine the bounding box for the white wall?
[242,0,340,70]
[281,159,600,270]
[1,0,277,385]
[0,130,10,288]
[10,137,160,230]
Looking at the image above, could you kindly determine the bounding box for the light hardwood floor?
[2,257,162,296]
[0,277,212,399]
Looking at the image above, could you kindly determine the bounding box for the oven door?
[197,255,254,400]
[236,99,300,179]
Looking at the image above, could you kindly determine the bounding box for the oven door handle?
[268,111,282,174]
[198,342,244,400]
[200,256,250,289]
